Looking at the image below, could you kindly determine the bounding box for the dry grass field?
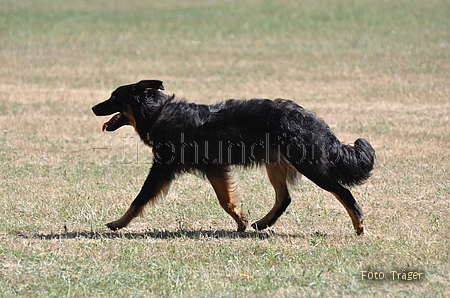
[1,0,449,296]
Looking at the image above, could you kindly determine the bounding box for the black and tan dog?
[92,80,375,235]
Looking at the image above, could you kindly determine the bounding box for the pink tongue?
[101,114,120,131]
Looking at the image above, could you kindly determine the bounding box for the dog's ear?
[133,80,165,94]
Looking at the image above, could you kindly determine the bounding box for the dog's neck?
[145,99,172,141]
[134,95,174,145]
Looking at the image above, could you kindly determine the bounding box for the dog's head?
[92,80,165,131]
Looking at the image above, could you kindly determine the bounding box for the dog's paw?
[237,223,247,232]
[106,221,124,231]
[236,216,249,232]
[356,226,364,236]
[251,221,268,231]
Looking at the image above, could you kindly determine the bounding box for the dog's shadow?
[18,229,309,241]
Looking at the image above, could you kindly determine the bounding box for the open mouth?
[102,113,121,131]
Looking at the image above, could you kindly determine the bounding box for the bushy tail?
[332,138,375,187]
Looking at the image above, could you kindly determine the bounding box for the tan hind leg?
[206,168,248,232]
[251,164,292,230]
[330,192,364,235]
[291,163,364,235]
